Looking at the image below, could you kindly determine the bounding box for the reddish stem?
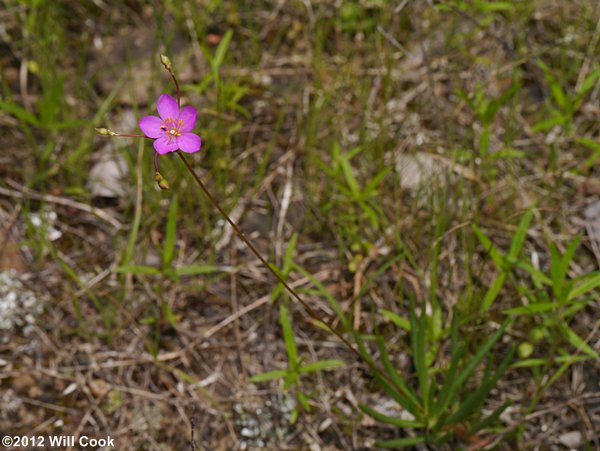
[106,133,153,139]
[177,152,376,367]
[170,72,181,108]
[166,60,414,403]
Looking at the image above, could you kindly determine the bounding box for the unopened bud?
[160,54,172,71]
[155,171,169,190]
[95,127,116,136]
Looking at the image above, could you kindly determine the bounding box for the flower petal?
[177,132,202,153]
[156,94,179,120]
[179,106,198,132]
[139,115,164,138]
[154,135,179,154]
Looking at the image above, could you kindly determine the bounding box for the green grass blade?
[503,302,555,315]
[115,265,161,275]
[515,260,552,286]
[377,336,421,416]
[293,263,350,330]
[249,370,287,383]
[359,404,424,428]
[0,99,41,126]
[409,296,429,409]
[375,436,426,448]
[279,303,298,368]
[481,273,507,313]
[558,324,599,359]
[283,232,298,273]
[447,320,510,407]
[300,359,345,373]
[122,139,144,267]
[470,399,512,434]
[355,331,421,416]
[339,156,361,197]
[446,346,514,425]
[175,265,223,276]
[381,309,410,331]
[213,29,233,71]
[473,225,503,268]
[508,210,532,260]
[431,344,465,418]
[163,194,178,269]
[271,233,298,302]
[568,271,600,301]
[576,68,600,96]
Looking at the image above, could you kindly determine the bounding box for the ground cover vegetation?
[0,0,599,449]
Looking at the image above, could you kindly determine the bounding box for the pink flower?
[139,94,202,154]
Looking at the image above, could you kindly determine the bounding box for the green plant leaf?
[114,265,161,275]
[376,336,421,416]
[213,29,233,72]
[470,399,512,434]
[300,359,345,374]
[445,320,510,409]
[481,273,507,313]
[163,194,178,269]
[354,332,421,417]
[503,302,555,315]
[431,343,465,419]
[577,137,600,168]
[359,404,424,428]
[551,237,581,302]
[512,358,548,368]
[375,436,426,448]
[161,302,177,327]
[409,296,429,408]
[508,209,532,260]
[293,263,350,330]
[382,309,410,331]
[0,99,41,126]
[272,233,299,302]
[280,304,298,369]
[339,153,361,197]
[473,225,503,268]
[568,271,600,301]
[249,370,287,383]
[446,346,514,425]
[576,68,600,96]
[532,114,564,132]
[175,265,223,276]
[515,260,552,286]
[558,324,599,359]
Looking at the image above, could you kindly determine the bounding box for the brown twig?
[0,182,122,230]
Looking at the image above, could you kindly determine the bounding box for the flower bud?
[160,54,172,71]
[95,127,116,136]
[155,171,169,190]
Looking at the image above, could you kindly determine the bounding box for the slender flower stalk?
[160,54,181,109]
[176,135,412,401]
[95,128,151,139]
[176,150,363,358]
[95,54,413,400]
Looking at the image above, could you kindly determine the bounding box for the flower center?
[161,118,183,140]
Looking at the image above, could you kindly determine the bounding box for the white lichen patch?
[29,211,62,241]
[234,392,297,449]
[0,270,43,341]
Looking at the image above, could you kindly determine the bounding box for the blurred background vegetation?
[1,0,599,449]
